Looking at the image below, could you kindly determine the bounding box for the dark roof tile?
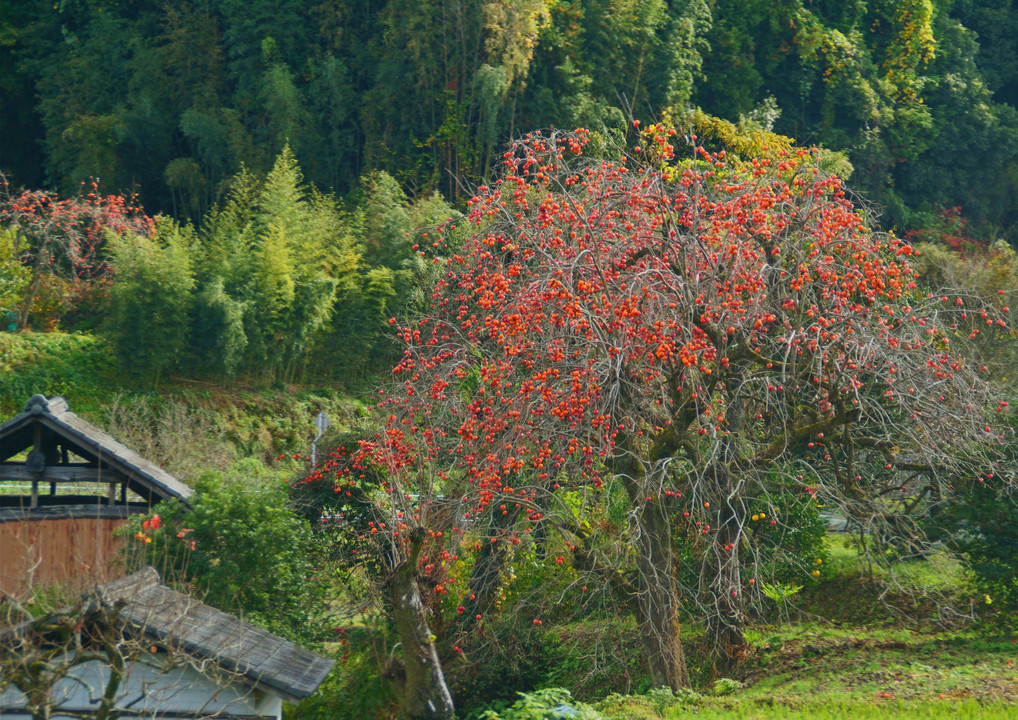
[100,568,333,701]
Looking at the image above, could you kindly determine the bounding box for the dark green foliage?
[746,492,831,587]
[952,0,1018,108]
[5,0,1018,242]
[928,480,1018,608]
[449,620,645,717]
[690,0,1018,239]
[190,277,247,378]
[668,490,830,617]
[470,687,603,720]
[873,5,1018,233]
[108,219,194,382]
[291,637,394,720]
[360,170,413,270]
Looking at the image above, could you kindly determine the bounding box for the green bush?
[0,227,30,320]
[0,331,113,414]
[751,491,831,586]
[189,277,247,378]
[126,461,330,644]
[596,686,704,719]
[108,218,195,382]
[926,480,1018,609]
[472,688,604,720]
[674,489,830,617]
[289,641,392,720]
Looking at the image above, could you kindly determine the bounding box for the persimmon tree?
[307,126,1009,702]
[0,174,155,329]
[298,433,461,720]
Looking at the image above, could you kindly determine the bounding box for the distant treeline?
[3,1,1018,240]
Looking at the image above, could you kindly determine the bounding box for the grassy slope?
[584,539,1018,719]
[0,330,367,482]
[0,331,113,416]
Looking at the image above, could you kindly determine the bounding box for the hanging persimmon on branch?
[0,174,154,329]
[302,125,1011,711]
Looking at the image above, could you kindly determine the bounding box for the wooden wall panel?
[0,518,128,597]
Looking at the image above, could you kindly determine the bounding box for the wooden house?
[0,568,335,719]
[0,394,193,595]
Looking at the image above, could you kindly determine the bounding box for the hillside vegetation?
[2,1,1018,241]
[2,3,1018,720]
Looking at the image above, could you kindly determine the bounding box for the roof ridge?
[24,394,69,415]
[1,395,193,501]
[95,570,334,700]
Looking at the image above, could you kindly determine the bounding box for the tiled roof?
[98,568,334,701]
[0,395,192,502]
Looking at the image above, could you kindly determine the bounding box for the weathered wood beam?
[0,466,129,484]
[32,424,41,508]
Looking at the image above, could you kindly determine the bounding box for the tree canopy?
[302,127,1010,715]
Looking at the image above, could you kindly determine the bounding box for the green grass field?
[577,623,1018,719]
[677,700,1016,720]
[474,535,1018,720]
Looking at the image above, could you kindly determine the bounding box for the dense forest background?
[4,0,1018,236]
[5,1,1018,388]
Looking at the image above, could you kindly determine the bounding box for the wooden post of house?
[31,424,42,508]
[54,445,67,496]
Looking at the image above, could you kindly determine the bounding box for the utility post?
[310,411,329,468]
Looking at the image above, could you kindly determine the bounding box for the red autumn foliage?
[905,206,984,253]
[305,127,1009,695]
[0,174,155,327]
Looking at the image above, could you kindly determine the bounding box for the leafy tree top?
[345,128,1005,500]
[302,125,1011,699]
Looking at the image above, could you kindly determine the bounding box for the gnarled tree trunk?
[629,491,689,690]
[710,512,749,675]
[385,532,455,720]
